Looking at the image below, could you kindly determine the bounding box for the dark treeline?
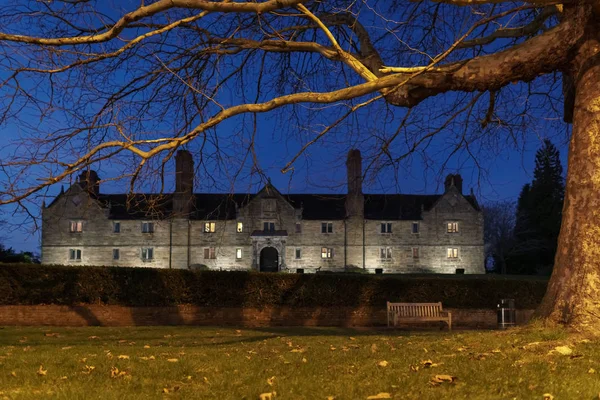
[484,140,565,275]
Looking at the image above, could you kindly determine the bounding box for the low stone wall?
[0,305,535,328]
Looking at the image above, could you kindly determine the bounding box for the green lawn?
[0,325,597,399]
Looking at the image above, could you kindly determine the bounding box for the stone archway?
[260,247,279,272]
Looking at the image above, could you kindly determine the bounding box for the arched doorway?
[260,247,279,272]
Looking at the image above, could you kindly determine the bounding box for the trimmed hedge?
[0,264,548,309]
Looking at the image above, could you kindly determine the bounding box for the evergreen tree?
[510,140,565,274]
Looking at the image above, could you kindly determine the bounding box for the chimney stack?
[346,149,364,218]
[444,174,463,194]
[174,150,194,215]
[78,170,100,196]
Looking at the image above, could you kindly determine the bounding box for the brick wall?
[0,305,533,329]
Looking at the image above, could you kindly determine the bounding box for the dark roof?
[285,194,346,220]
[55,189,479,220]
[364,194,480,220]
[97,194,174,219]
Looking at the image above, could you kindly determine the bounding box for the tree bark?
[535,18,600,333]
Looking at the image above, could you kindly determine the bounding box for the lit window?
[204,247,216,259]
[321,222,333,234]
[263,222,275,232]
[113,249,120,260]
[412,247,419,258]
[295,248,302,259]
[380,247,392,259]
[141,222,154,233]
[321,247,333,259]
[204,222,216,233]
[447,222,459,233]
[141,247,154,261]
[296,223,302,233]
[237,222,243,233]
[70,221,83,233]
[113,222,121,233]
[447,248,458,259]
[68,249,81,261]
[380,223,392,233]
[236,248,242,259]
[412,222,419,234]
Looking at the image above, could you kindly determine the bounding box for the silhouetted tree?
[512,140,564,275]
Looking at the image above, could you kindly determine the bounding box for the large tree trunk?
[535,19,600,332]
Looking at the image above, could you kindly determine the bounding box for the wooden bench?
[387,302,452,330]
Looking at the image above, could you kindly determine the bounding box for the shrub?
[0,264,548,309]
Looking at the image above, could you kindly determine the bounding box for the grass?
[0,325,597,399]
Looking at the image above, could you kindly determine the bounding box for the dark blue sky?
[0,1,572,253]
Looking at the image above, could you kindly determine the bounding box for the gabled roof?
[49,188,479,221]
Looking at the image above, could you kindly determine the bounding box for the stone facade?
[42,150,485,274]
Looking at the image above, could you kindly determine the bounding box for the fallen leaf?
[377,361,389,367]
[61,376,68,380]
[330,346,336,351]
[144,345,151,349]
[117,355,130,360]
[552,346,573,356]
[61,346,72,350]
[430,374,457,385]
[543,394,554,400]
[83,365,95,374]
[290,349,304,353]
[370,344,378,353]
[302,358,307,363]
[421,359,440,368]
[10,371,16,377]
[457,347,467,352]
[326,397,335,400]
[162,386,180,394]
[37,365,47,376]
[349,337,356,341]
[491,349,502,353]
[259,393,275,400]
[118,340,127,343]
[267,376,276,386]
[366,393,391,399]
[589,368,596,374]
[88,336,100,340]
[110,367,128,379]
[167,358,179,363]
[409,365,419,372]
[44,333,59,337]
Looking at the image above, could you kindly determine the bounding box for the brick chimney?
[444,174,463,194]
[346,149,364,218]
[78,170,100,196]
[173,150,194,215]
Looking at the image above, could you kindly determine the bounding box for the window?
[204,222,216,233]
[375,268,383,275]
[141,247,154,261]
[296,268,304,274]
[295,248,302,259]
[236,222,243,233]
[380,247,392,259]
[295,223,302,233]
[68,249,81,261]
[204,247,216,259]
[141,222,154,233]
[412,222,419,234]
[380,223,392,233]
[113,249,120,260]
[263,222,275,232]
[447,248,459,259]
[69,221,83,233]
[447,222,459,233]
[236,248,242,259]
[412,247,419,258]
[113,222,121,233]
[321,247,334,259]
[321,222,333,233]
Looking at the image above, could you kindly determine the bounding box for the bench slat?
[387,302,451,330]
